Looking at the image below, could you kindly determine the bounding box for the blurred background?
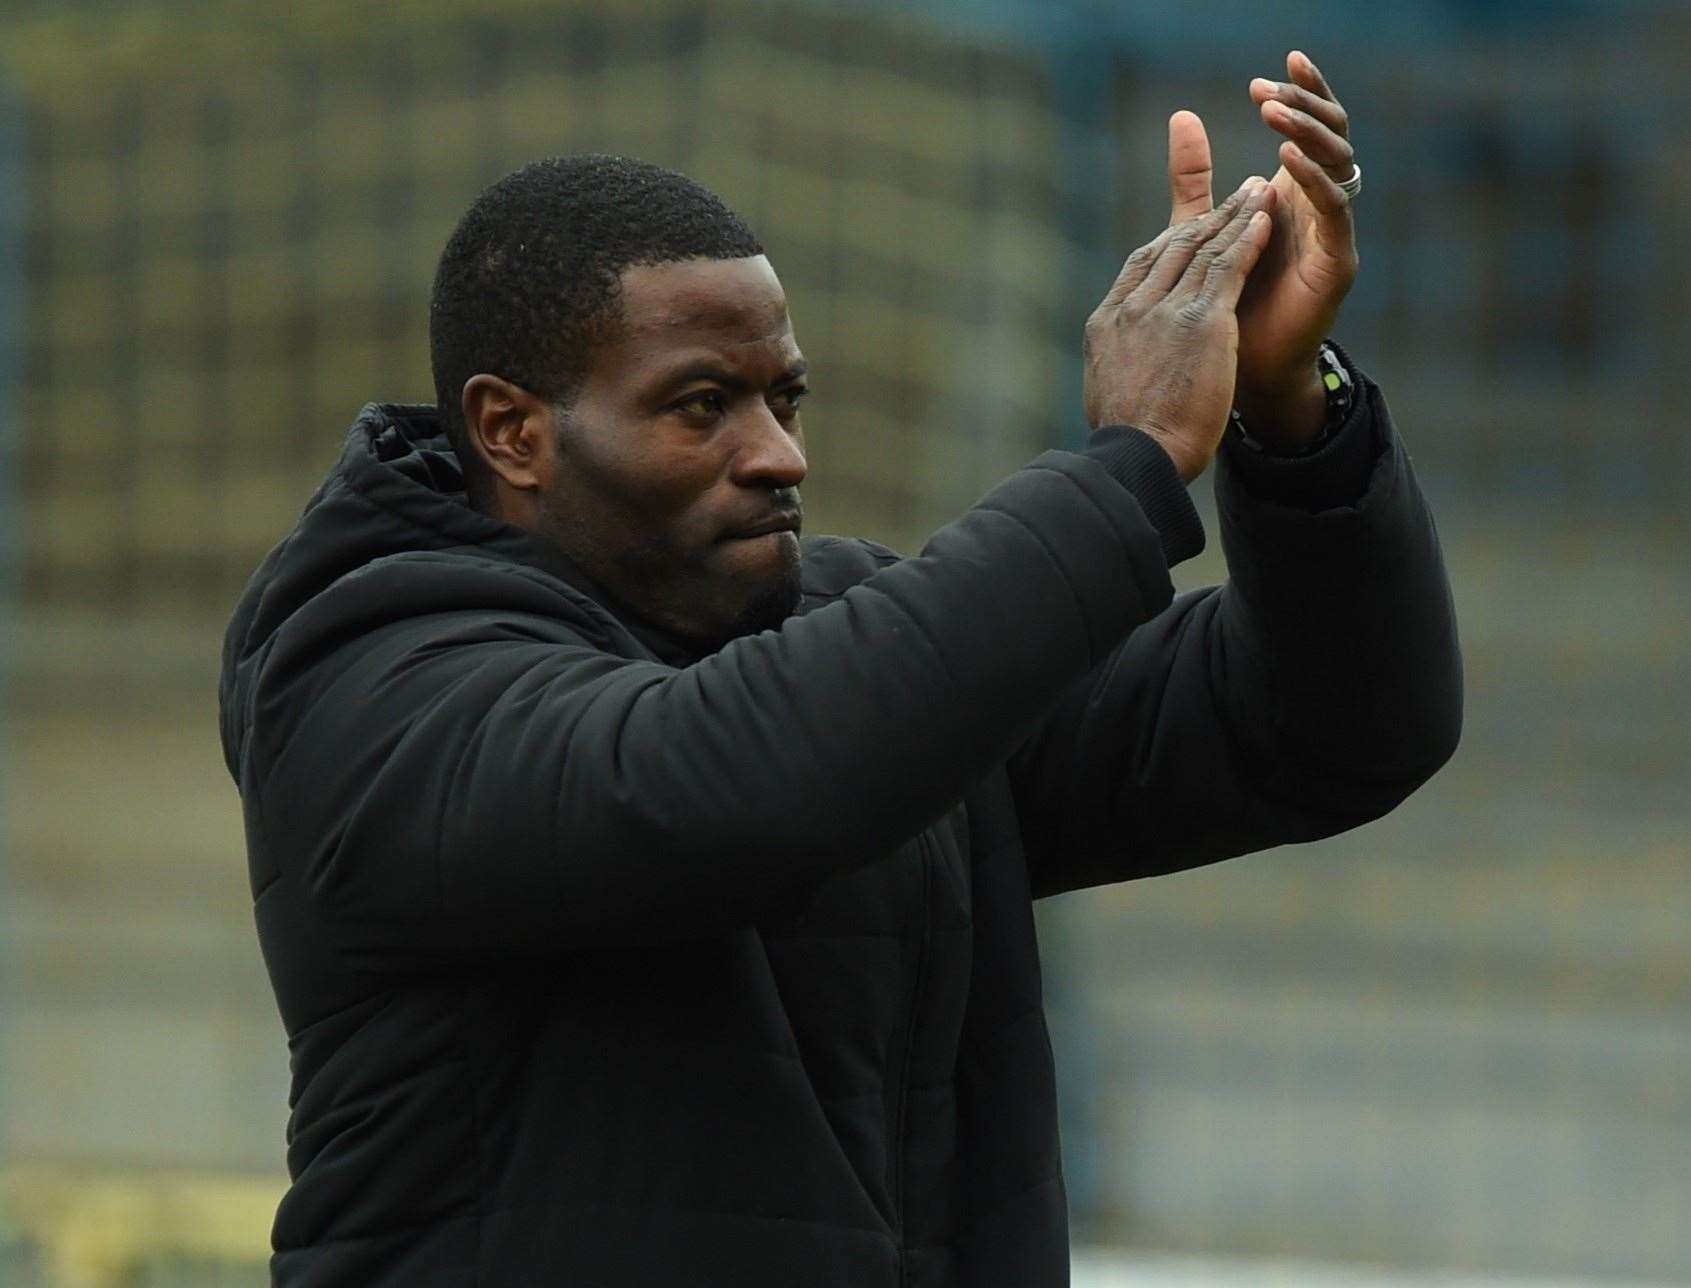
[1,0,1687,1283]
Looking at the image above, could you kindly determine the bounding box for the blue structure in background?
[827,0,1626,453]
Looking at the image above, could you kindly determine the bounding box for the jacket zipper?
[891,831,935,1285]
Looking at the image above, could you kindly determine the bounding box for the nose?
[729,404,807,490]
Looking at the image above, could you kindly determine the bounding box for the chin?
[691,545,803,649]
[716,530,800,617]
[624,534,805,652]
[733,571,804,637]
[691,568,795,650]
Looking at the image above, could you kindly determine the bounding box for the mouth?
[724,512,802,540]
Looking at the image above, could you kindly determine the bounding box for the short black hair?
[428,154,764,506]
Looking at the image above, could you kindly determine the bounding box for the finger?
[1288,49,1338,103]
[1248,77,1348,139]
[1279,140,1355,227]
[1259,99,1356,180]
[1103,195,1243,305]
[1138,181,1260,299]
[1175,183,1277,299]
[1101,220,1188,305]
[1122,180,1258,300]
[1199,208,1275,312]
[1167,110,1214,225]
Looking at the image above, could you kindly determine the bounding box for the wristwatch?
[1231,342,1354,456]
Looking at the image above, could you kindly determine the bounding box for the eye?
[772,385,808,418]
[672,390,727,422]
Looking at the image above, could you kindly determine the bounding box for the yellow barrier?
[2,1167,280,1287]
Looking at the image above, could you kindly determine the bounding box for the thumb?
[1167,110,1214,225]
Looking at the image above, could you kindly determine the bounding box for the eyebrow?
[658,359,809,394]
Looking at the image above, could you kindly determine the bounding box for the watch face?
[1318,344,1353,390]
[1310,346,1353,440]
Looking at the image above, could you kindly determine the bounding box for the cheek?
[646,474,729,556]
[559,410,743,560]
[625,449,734,545]
[578,435,707,528]
[644,484,751,579]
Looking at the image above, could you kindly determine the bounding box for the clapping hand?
[1167,51,1360,447]
[1084,180,1277,483]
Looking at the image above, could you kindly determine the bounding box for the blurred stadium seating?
[1,1,1687,1282]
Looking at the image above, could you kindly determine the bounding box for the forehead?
[612,255,797,358]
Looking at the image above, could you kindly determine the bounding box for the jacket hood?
[217,402,593,781]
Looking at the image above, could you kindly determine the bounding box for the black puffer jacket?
[220,375,1459,1286]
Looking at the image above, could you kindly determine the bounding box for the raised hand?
[1084,179,1277,483]
[1167,51,1360,446]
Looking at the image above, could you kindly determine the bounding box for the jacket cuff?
[1083,425,1206,566]
[1220,347,1380,510]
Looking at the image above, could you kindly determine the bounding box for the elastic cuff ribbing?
[1083,425,1206,566]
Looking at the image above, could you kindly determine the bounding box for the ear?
[460,374,556,493]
